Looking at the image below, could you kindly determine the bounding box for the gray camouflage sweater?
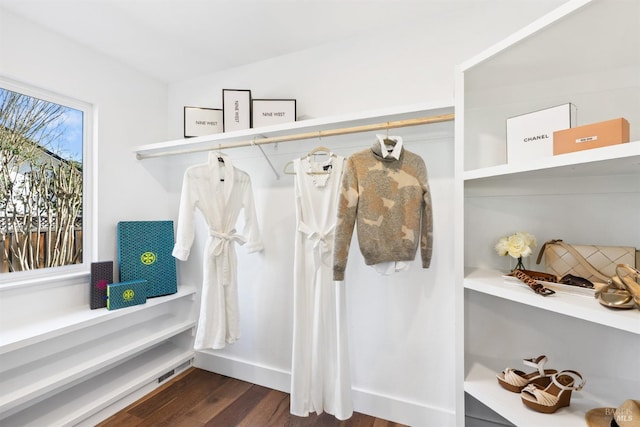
[333,142,433,280]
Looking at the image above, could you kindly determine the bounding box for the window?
[0,77,93,284]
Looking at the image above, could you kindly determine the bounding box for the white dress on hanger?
[172,152,263,350]
[290,153,353,420]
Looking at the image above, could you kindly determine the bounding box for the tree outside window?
[0,85,85,273]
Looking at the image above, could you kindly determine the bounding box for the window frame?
[0,76,95,288]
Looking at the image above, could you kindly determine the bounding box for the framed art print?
[251,99,296,128]
[222,89,251,132]
[184,106,223,138]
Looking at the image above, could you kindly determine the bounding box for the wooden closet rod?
[137,113,454,159]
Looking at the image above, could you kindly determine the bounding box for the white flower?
[495,237,509,256]
[495,231,536,259]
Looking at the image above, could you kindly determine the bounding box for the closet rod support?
[253,139,280,180]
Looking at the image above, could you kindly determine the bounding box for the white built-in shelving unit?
[0,286,196,427]
[454,0,640,426]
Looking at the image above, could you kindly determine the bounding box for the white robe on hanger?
[173,152,263,350]
[290,153,353,420]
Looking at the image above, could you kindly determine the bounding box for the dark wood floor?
[97,367,407,427]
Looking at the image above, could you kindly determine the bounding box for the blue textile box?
[117,221,178,298]
[107,279,147,310]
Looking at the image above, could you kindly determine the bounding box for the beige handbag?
[536,239,637,283]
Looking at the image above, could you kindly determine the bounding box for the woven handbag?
[536,239,637,283]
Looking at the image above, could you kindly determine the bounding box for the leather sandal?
[595,264,640,310]
[616,264,640,308]
[521,370,585,414]
[496,355,557,393]
[596,285,635,309]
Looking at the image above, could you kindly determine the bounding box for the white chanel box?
[506,103,577,164]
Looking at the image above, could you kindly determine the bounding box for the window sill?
[0,268,89,291]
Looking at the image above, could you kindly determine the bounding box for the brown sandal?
[496,355,557,393]
[521,370,585,413]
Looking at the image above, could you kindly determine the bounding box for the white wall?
[166,1,567,136]
[0,8,168,325]
[165,2,568,426]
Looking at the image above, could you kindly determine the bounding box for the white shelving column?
[455,0,640,426]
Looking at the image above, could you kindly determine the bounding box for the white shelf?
[1,341,194,427]
[463,140,640,181]
[0,313,195,416]
[133,101,454,159]
[464,268,640,335]
[464,361,637,427]
[0,286,196,355]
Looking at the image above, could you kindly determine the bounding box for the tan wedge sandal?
[521,370,585,414]
[496,355,557,393]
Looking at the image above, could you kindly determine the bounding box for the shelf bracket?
[252,138,280,180]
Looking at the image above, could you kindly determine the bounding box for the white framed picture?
[184,107,223,138]
[222,89,251,132]
[251,99,297,128]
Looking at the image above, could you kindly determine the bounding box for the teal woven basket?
[117,221,178,298]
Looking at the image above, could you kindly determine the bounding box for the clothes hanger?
[283,161,295,175]
[305,142,333,175]
[283,142,334,175]
[217,144,224,162]
[207,145,226,181]
[306,146,331,158]
[209,145,225,164]
[282,155,332,175]
[376,133,400,146]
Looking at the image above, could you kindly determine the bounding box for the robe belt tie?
[209,229,246,286]
[298,222,334,269]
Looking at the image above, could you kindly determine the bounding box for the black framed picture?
[251,99,297,128]
[222,89,251,132]
[184,106,223,138]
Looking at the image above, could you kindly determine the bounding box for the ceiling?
[0,0,565,84]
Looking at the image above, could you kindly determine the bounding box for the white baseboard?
[194,351,455,427]
[194,350,291,393]
[351,386,455,427]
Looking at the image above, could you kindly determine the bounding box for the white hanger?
[283,146,334,175]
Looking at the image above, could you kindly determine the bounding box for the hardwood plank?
[372,420,402,427]
[163,414,207,427]
[236,389,290,427]
[95,368,194,427]
[186,375,254,423]
[95,411,143,427]
[128,369,222,421]
[205,383,272,426]
[98,368,408,427]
